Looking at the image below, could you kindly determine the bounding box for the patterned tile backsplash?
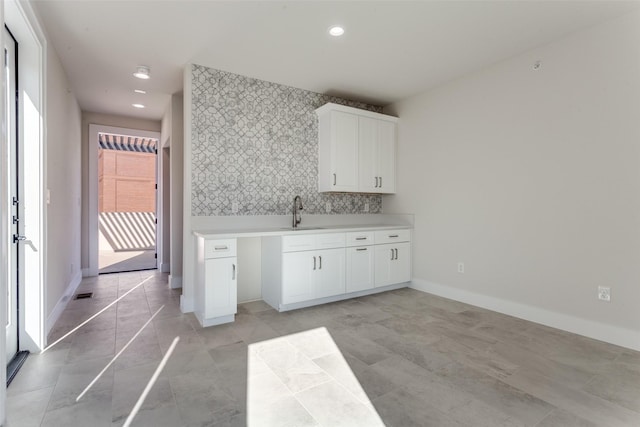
[190,64,384,216]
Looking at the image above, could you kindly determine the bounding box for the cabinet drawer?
[316,233,345,250]
[374,229,410,245]
[282,235,316,252]
[346,231,374,247]
[204,239,237,259]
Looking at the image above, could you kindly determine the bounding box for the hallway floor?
[98,249,156,274]
[5,271,640,426]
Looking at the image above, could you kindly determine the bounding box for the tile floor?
[5,270,640,426]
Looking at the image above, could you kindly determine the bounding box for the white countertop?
[193,223,411,239]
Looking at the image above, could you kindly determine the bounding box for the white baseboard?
[47,270,83,334]
[160,263,170,273]
[169,275,182,289]
[410,278,640,352]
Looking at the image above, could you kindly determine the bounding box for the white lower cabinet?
[282,248,345,304]
[204,257,238,318]
[314,248,346,298]
[282,251,315,304]
[374,242,411,287]
[263,228,411,312]
[195,237,238,326]
[346,246,374,292]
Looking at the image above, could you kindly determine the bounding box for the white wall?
[384,11,640,349]
[170,95,184,287]
[45,41,82,326]
[80,112,161,272]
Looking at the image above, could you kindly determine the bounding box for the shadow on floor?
[99,250,156,274]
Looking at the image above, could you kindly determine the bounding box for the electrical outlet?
[326,202,332,212]
[598,286,611,302]
[457,262,464,274]
[364,203,369,213]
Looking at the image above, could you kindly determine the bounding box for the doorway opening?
[97,133,159,274]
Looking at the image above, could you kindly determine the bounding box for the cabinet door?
[390,242,411,284]
[346,246,374,292]
[377,120,396,194]
[314,248,346,299]
[374,244,395,287]
[204,257,238,318]
[330,111,359,192]
[282,251,315,304]
[375,242,411,287]
[358,116,378,193]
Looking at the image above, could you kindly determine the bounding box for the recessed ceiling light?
[328,26,345,37]
[134,89,146,94]
[133,66,150,79]
[132,103,145,109]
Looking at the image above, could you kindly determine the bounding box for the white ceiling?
[32,0,639,120]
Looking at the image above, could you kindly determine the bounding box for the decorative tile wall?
[190,64,384,216]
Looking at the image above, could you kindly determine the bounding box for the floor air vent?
[75,292,93,300]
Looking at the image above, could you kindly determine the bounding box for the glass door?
[5,26,18,364]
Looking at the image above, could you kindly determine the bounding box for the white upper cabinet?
[359,117,396,194]
[376,119,396,193]
[316,103,397,194]
[318,110,359,192]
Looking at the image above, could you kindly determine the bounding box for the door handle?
[394,248,398,260]
[333,173,336,186]
[375,177,378,188]
[380,176,383,188]
[390,249,394,260]
[232,264,236,280]
[319,256,322,270]
[14,235,38,252]
[313,256,316,270]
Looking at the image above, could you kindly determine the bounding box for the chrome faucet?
[292,196,303,228]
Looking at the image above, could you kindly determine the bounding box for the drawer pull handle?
[319,256,322,269]
[313,256,316,270]
[214,245,228,250]
[356,248,368,251]
[355,237,367,241]
[232,264,236,280]
[388,234,399,238]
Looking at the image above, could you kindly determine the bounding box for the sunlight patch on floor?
[247,327,385,426]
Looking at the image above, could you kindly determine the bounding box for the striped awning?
[98,133,158,153]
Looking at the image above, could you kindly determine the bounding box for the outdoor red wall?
[98,149,155,212]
